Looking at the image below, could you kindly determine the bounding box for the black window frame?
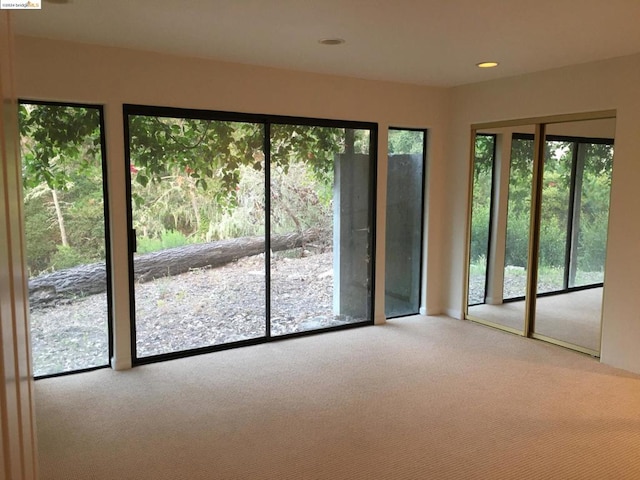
[502,132,614,303]
[20,98,114,379]
[384,126,428,318]
[123,103,378,366]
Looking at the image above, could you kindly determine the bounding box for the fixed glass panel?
[128,115,266,358]
[537,140,574,294]
[385,128,425,318]
[467,134,495,306]
[20,102,110,376]
[270,125,373,336]
[534,119,615,353]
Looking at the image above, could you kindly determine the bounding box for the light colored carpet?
[35,315,640,479]
[468,288,603,351]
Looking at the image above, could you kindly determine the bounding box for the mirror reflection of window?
[465,117,615,356]
[533,119,615,353]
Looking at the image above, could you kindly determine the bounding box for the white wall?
[14,35,450,368]
[13,35,640,374]
[0,14,38,480]
[446,54,640,373]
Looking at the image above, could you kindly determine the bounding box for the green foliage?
[473,133,613,280]
[469,135,495,263]
[470,202,490,263]
[538,217,566,267]
[20,102,106,276]
[388,129,424,155]
[22,103,366,275]
[504,210,530,267]
[51,245,92,270]
[137,230,191,254]
[129,119,344,247]
[128,117,366,202]
[577,212,609,272]
[23,198,58,275]
[19,104,101,191]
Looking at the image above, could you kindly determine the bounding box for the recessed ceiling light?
[318,38,346,46]
[476,61,499,68]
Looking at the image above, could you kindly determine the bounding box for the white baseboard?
[374,314,387,325]
[444,308,463,320]
[111,356,132,371]
[485,296,503,306]
[419,307,427,316]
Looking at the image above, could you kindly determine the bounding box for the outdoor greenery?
[469,132,613,299]
[388,129,425,155]
[127,117,371,249]
[20,103,372,277]
[20,104,106,276]
[20,102,613,293]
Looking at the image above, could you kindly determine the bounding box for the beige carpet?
[35,315,640,479]
[468,288,603,351]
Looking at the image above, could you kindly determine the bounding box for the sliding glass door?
[270,125,374,335]
[125,106,375,363]
[127,114,266,358]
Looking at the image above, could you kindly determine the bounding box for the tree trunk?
[28,228,324,307]
[51,188,68,246]
[189,187,201,234]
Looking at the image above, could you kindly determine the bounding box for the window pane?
[128,115,266,358]
[385,129,425,317]
[270,125,373,335]
[20,103,110,376]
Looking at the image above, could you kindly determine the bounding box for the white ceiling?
[11,0,640,87]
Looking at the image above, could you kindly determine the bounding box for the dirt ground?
[30,250,364,376]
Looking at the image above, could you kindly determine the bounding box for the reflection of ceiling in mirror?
[476,125,535,136]
[476,117,616,140]
[546,118,616,139]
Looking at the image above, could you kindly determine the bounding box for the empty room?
[2,1,640,479]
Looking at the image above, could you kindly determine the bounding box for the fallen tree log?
[28,228,325,307]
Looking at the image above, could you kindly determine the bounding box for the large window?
[385,128,426,318]
[20,101,111,377]
[125,106,376,363]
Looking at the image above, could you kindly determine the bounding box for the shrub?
[137,230,191,254]
[470,203,490,263]
[51,245,92,270]
[577,213,609,272]
[24,199,58,276]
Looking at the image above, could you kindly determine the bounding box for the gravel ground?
[468,268,604,304]
[30,253,605,376]
[30,250,359,377]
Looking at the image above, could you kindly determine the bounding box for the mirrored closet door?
[464,113,615,356]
